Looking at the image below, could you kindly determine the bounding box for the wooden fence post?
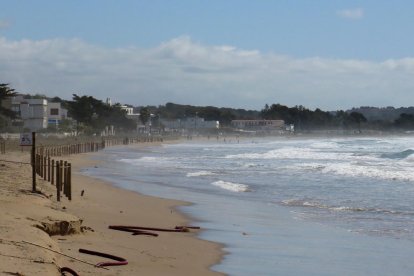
[67,163,72,200]
[63,161,68,196]
[51,159,55,185]
[47,157,50,182]
[56,161,60,202]
[43,156,47,180]
[31,132,36,192]
[60,160,64,192]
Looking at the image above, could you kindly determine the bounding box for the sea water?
[83,136,414,275]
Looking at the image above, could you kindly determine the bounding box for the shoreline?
[0,145,224,275]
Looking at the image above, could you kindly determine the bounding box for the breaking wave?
[118,156,171,165]
[321,162,414,181]
[380,149,414,160]
[186,171,216,177]
[225,147,360,161]
[211,181,250,192]
[281,199,412,215]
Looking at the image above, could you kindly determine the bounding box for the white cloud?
[337,8,364,20]
[0,20,10,29]
[0,36,413,110]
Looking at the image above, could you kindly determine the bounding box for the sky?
[1,0,414,111]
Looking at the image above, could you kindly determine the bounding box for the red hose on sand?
[79,248,128,267]
[60,267,79,276]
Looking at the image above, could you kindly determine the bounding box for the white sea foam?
[225,147,358,161]
[321,162,414,181]
[186,171,216,177]
[118,156,171,165]
[211,180,250,192]
[309,141,339,149]
[281,199,327,209]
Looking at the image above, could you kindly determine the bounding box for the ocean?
[83,136,414,275]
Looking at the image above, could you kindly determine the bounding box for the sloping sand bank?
[0,149,223,275]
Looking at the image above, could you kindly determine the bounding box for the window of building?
[50,108,59,115]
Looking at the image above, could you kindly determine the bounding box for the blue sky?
[1,1,414,110]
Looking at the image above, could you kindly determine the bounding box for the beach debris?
[108,226,159,236]
[60,267,79,276]
[81,225,94,232]
[80,190,84,196]
[79,248,128,267]
[175,225,201,230]
[34,219,82,236]
[108,225,201,236]
[2,272,25,276]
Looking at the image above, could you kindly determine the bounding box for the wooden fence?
[35,136,164,157]
[35,154,71,202]
[32,136,163,201]
[0,139,5,154]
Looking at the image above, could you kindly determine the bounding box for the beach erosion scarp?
[0,147,224,276]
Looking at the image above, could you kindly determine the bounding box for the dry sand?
[0,146,224,275]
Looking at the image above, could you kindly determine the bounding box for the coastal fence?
[35,136,164,157]
[0,139,5,154]
[36,140,105,157]
[35,153,72,202]
[31,136,164,200]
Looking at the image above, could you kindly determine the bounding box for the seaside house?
[6,96,70,132]
[120,105,144,132]
[47,102,68,128]
[11,96,48,131]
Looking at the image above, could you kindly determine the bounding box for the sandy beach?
[0,145,223,275]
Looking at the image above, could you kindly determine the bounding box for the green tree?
[0,83,17,118]
[347,112,367,132]
[67,94,135,133]
[139,107,151,125]
[394,113,414,129]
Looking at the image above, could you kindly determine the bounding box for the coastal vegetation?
[3,83,414,133]
[65,94,136,134]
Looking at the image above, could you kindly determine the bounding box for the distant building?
[161,117,219,130]
[7,96,70,132]
[231,120,285,131]
[120,105,134,115]
[11,96,48,131]
[47,102,68,128]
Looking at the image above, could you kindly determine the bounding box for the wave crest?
[380,149,414,160]
[211,181,250,192]
[187,171,216,177]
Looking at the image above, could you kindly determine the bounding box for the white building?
[11,96,48,131]
[120,105,134,115]
[47,102,68,128]
[10,96,69,131]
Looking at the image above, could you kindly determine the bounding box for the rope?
[0,159,31,165]
[20,240,109,270]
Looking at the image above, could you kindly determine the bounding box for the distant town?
[1,83,414,137]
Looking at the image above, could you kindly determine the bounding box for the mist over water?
[85,136,414,275]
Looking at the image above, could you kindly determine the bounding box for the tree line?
[3,83,414,133]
